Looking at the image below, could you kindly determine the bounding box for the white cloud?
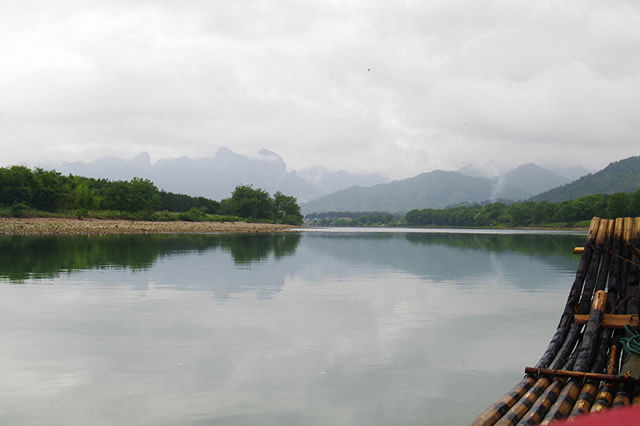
[1,1,639,177]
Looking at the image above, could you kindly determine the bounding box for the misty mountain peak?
[457,164,501,178]
[215,146,240,160]
[258,148,283,162]
[132,152,151,166]
[499,163,569,197]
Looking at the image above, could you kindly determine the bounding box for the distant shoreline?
[0,218,298,235]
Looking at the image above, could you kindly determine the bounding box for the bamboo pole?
[620,218,634,312]
[547,323,582,371]
[589,217,624,417]
[625,217,640,315]
[514,350,582,425]
[469,377,537,426]
[591,333,622,413]
[573,290,608,372]
[514,379,566,425]
[540,381,580,425]
[569,382,599,417]
[577,221,608,313]
[566,292,612,417]
[594,219,614,293]
[568,327,615,416]
[538,381,581,424]
[590,327,613,373]
[522,367,637,385]
[591,382,616,413]
[609,218,625,313]
[633,384,640,405]
[565,327,614,416]
[589,224,622,416]
[492,378,552,426]
[499,341,585,426]
[612,390,630,407]
[539,291,608,423]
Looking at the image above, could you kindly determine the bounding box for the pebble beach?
[0,217,298,235]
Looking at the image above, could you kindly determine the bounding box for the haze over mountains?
[456,164,589,182]
[51,149,640,215]
[302,156,640,214]
[54,147,388,203]
[301,163,572,214]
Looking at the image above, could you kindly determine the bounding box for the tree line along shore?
[0,165,304,227]
[307,189,640,228]
[2,164,639,232]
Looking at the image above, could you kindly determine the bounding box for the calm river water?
[0,228,586,425]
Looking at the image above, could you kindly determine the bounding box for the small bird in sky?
[368,68,371,72]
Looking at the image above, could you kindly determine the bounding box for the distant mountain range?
[301,163,572,214]
[51,149,639,214]
[530,155,640,202]
[53,148,388,203]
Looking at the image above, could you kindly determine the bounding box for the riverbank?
[0,218,298,235]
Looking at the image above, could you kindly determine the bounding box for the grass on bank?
[0,205,245,223]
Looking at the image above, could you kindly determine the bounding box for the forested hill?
[301,170,529,214]
[530,156,640,202]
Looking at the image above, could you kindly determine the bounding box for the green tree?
[606,192,630,218]
[102,181,134,211]
[273,192,303,225]
[629,189,640,216]
[0,165,35,207]
[72,182,96,209]
[33,168,67,211]
[222,185,274,220]
[102,178,160,212]
[506,203,531,226]
[129,177,161,213]
[554,201,582,222]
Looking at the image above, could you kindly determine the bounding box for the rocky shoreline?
[0,218,299,235]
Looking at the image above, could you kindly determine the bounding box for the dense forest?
[306,211,398,227]
[0,165,303,225]
[308,189,640,228]
[405,191,640,227]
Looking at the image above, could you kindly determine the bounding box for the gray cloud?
[1,1,639,178]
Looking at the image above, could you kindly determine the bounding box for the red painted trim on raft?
[553,405,640,425]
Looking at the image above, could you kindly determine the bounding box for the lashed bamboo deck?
[471,217,640,425]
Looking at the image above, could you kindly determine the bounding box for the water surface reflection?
[0,230,586,425]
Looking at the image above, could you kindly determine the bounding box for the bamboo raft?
[471,217,640,425]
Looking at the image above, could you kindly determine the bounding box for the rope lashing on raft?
[621,324,640,355]
[603,246,640,267]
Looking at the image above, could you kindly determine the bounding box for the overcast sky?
[1,0,639,179]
